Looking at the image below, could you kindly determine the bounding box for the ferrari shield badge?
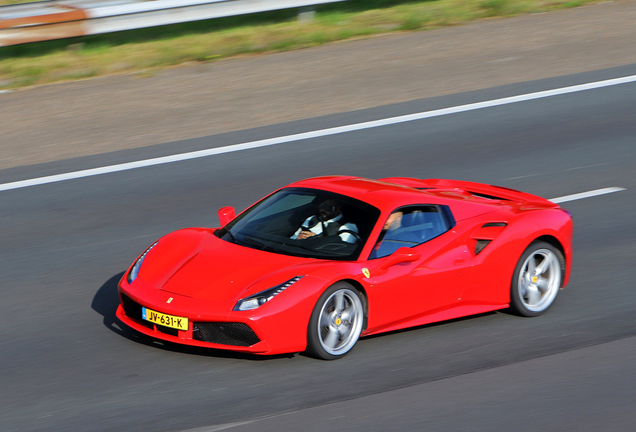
[362,268,371,279]
[166,297,174,304]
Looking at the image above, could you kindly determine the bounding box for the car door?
[363,205,473,333]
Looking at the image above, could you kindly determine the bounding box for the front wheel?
[306,282,365,360]
[510,241,563,317]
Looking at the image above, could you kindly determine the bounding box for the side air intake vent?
[482,222,507,227]
[472,223,507,254]
[475,240,491,255]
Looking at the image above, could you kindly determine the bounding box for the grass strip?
[0,0,45,5]
[0,0,601,90]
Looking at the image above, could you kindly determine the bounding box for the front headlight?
[127,241,158,284]
[234,276,304,311]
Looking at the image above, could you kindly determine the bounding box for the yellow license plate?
[142,307,189,331]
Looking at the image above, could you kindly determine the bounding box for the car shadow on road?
[91,272,295,361]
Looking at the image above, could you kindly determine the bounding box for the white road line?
[549,187,626,203]
[1,74,636,193]
[177,421,255,432]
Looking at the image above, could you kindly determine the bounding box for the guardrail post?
[298,6,315,24]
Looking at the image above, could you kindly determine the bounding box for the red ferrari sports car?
[117,176,572,359]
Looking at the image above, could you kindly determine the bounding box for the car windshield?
[216,188,380,260]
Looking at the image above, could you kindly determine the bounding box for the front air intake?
[120,293,153,329]
[193,322,260,347]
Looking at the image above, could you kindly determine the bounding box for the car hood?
[137,228,314,303]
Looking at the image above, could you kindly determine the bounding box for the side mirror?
[218,206,235,227]
[380,247,421,270]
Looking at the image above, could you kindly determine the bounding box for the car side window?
[369,205,452,259]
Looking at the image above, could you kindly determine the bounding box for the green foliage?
[59,68,98,80]
[400,18,422,30]
[21,66,45,77]
[480,0,509,15]
[320,0,437,13]
[563,0,586,7]
[0,0,44,4]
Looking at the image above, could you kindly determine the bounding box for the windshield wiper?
[240,235,280,253]
[222,229,238,244]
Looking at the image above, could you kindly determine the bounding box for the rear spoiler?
[378,177,559,208]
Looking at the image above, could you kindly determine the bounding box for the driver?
[291,200,359,243]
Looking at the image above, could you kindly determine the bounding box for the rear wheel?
[510,241,563,316]
[306,282,364,360]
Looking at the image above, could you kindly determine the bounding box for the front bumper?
[116,277,315,355]
[116,302,274,353]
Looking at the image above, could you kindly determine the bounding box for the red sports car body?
[117,176,572,359]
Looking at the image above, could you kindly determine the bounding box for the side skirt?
[362,303,509,336]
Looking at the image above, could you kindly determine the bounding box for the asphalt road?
[1,64,635,432]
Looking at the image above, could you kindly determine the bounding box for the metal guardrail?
[0,0,344,47]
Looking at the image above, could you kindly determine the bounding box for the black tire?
[510,240,563,317]
[306,282,365,360]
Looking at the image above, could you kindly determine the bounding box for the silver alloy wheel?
[517,248,561,313]
[317,288,364,356]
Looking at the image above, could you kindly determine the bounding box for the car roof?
[286,176,557,220]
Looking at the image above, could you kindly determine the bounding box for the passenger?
[369,211,404,259]
[382,211,403,232]
[291,200,359,243]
